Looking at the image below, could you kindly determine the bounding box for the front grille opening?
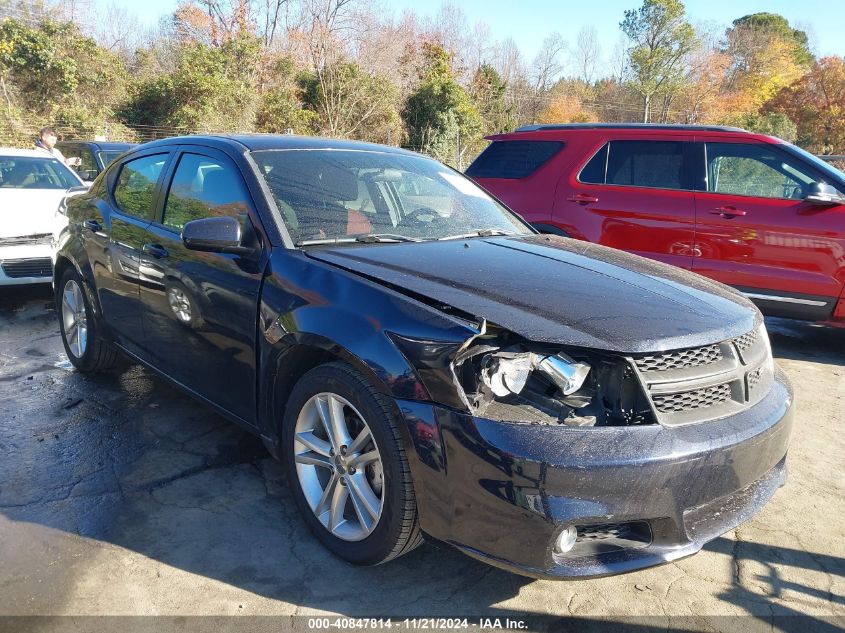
[2,258,52,278]
[633,344,722,372]
[733,330,758,354]
[553,521,652,559]
[652,382,732,413]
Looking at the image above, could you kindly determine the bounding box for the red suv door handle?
[709,206,747,218]
[567,194,599,204]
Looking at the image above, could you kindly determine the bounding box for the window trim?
[575,139,698,193]
[701,141,843,201]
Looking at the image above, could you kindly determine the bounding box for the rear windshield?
[0,156,80,189]
[465,141,563,179]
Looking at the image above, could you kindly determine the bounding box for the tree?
[723,13,813,113]
[298,61,402,144]
[403,42,482,166]
[121,34,262,132]
[255,56,314,134]
[470,63,515,135]
[765,56,845,153]
[574,26,601,84]
[620,0,696,122]
[0,17,130,134]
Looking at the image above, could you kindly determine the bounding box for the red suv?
[467,123,845,323]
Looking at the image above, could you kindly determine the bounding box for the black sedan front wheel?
[283,362,422,565]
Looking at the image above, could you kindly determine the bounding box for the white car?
[0,148,85,285]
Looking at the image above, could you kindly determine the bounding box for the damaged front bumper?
[397,366,793,579]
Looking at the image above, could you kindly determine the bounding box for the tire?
[57,267,118,372]
[282,361,422,565]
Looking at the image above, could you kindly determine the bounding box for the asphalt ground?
[0,284,843,632]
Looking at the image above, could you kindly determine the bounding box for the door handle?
[83,219,102,232]
[142,243,169,259]
[709,206,747,218]
[567,193,599,204]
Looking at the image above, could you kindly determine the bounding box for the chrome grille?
[2,258,52,279]
[633,344,722,372]
[652,383,732,413]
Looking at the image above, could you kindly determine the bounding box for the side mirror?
[805,182,844,206]
[182,216,252,255]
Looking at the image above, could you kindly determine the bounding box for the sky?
[112,0,845,63]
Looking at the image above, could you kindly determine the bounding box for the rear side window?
[580,141,688,190]
[607,141,686,190]
[466,141,563,179]
[113,154,168,220]
[578,144,608,184]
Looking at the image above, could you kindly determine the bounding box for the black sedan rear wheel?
[282,361,422,565]
[57,268,117,372]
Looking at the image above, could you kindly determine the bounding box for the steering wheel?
[400,206,442,226]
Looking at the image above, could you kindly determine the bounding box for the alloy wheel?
[293,392,385,541]
[61,279,88,358]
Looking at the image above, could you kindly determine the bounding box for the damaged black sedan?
[54,135,793,579]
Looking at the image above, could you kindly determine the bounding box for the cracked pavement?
[0,285,843,627]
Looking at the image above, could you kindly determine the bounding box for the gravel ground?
[0,284,842,631]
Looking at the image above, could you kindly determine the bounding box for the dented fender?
[256,250,478,448]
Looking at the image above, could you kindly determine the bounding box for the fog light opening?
[554,525,578,554]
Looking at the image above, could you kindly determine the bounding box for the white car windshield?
[251,149,532,245]
[0,156,81,190]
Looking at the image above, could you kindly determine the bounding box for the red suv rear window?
[466,141,563,179]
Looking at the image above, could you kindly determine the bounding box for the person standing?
[34,126,81,167]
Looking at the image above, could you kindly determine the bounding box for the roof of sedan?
[135,134,420,156]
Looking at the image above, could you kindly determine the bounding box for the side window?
[78,148,96,174]
[465,141,563,179]
[162,154,250,232]
[606,141,686,190]
[578,144,608,184]
[706,143,815,199]
[113,154,168,220]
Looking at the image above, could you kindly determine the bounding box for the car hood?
[0,189,66,239]
[305,235,759,354]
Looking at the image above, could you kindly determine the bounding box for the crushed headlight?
[480,351,590,397]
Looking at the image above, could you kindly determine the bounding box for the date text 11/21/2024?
[306,618,528,629]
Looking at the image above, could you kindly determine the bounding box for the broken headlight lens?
[480,351,590,398]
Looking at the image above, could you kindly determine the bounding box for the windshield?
[781,143,845,187]
[0,156,81,190]
[98,150,128,167]
[250,149,532,245]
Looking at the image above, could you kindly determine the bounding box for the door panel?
[692,141,845,316]
[138,150,264,424]
[89,153,170,348]
[555,138,697,269]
